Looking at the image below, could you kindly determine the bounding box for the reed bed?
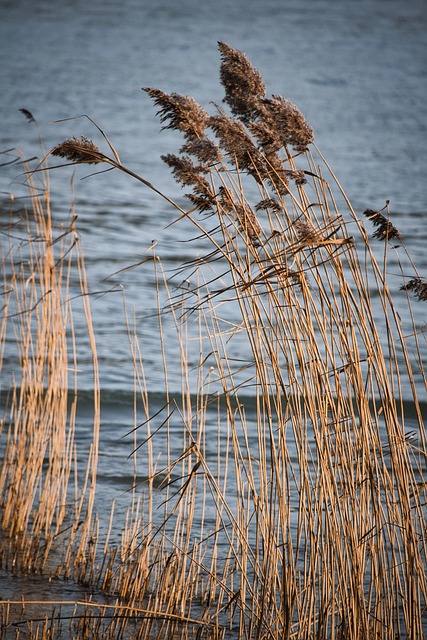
[1,45,427,639]
[0,151,102,595]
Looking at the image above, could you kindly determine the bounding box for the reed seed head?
[219,186,263,245]
[180,138,223,165]
[161,153,215,212]
[282,267,304,289]
[263,152,290,195]
[20,108,36,124]
[294,219,324,244]
[363,208,402,242]
[143,88,209,141]
[51,136,105,164]
[255,198,283,213]
[209,114,265,179]
[218,44,313,153]
[161,153,210,192]
[218,41,266,124]
[233,204,263,246]
[400,277,427,301]
[286,169,307,186]
[186,193,216,213]
[254,96,314,153]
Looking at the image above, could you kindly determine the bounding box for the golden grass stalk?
[0,155,100,580]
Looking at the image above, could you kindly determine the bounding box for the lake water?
[1,0,427,633]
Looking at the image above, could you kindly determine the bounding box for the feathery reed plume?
[143,88,209,141]
[279,266,304,289]
[255,198,283,213]
[210,112,294,195]
[161,152,217,213]
[233,204,263,246]
[209,113,265,179]
[251,95,314,153]
[161,153,214,209]
[20,108,36,124]
[400,277,427,301]
[51,136,106,164]
[219,186,263,245]
[293,218,353,248]
[161,153,209,187]
[285,168,307,185]
[218,42,313,153]
[218,41,266,123]
[262,152,290,195]
[363,206,401,242]
[180,137,223,165]
[294,219,325,244]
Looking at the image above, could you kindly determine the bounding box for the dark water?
[1,0,427,627]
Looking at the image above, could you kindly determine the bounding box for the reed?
[0,148,101,579]
[1,44,426,639]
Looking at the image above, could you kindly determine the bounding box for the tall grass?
[1,45,426,639]
[0,149,101,574]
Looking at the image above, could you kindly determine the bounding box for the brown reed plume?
[363,203,402,242]
[51,135,107,164]
[401,276,427,301]
[218,42,313,154]
[252,95,314,153]
[208,112,267,179]
[218,40,266,123]
[143,88,210,141]
[20,107,36,124]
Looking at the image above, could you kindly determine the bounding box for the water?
[1,0,427,633]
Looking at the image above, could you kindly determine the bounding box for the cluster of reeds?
[0,145,103,590]
[1,44,426,639]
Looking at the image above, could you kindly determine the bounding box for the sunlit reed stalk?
[0,161,71,552]
[0,154,100,580]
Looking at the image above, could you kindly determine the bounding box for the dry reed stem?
[0,158,101,584]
